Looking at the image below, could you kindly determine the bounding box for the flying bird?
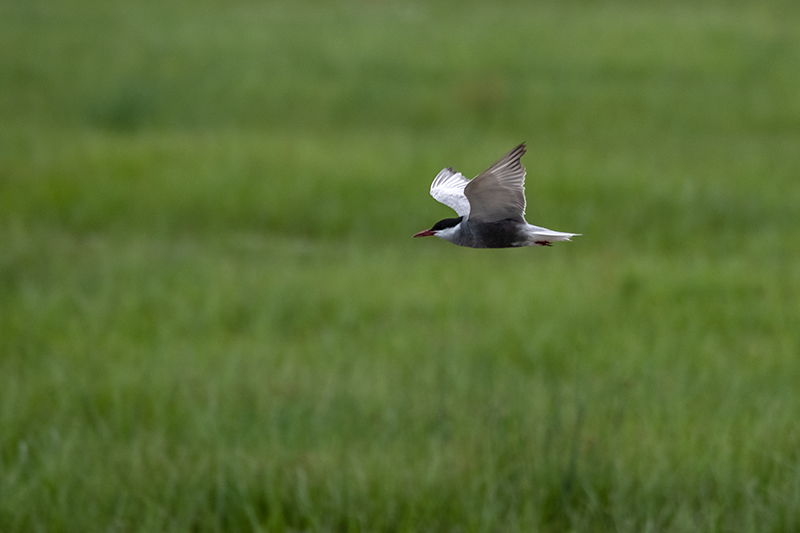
[413,143,579,248]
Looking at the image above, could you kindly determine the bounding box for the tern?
[413,143,579,248]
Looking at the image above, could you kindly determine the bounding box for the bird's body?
[413,143,579,248]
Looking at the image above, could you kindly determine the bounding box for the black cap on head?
[431,216,463,231]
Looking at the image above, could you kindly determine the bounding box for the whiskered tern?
[413,143,579,248]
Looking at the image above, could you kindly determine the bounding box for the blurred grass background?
[2,0,800,531]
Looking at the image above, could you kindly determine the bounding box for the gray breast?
[458,219,526,248]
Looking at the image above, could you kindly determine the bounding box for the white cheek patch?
[434,224,461,242]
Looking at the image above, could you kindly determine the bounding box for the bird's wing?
[464,143,527,223]
[430,167,471,217]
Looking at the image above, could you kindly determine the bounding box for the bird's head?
[413,216,463,239]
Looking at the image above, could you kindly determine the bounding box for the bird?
[413,143,579,248]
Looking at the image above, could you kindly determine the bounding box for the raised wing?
[429,167,471,217]
[464,143,527,223]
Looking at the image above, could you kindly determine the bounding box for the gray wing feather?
[464,143,527,223]
[430,167,471,217]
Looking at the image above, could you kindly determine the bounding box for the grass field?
[2,0,800,531]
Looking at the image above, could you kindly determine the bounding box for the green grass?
[2,0,800,531]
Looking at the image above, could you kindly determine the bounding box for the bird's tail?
[524,225,580,243]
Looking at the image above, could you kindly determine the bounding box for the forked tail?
[525,225,580,244]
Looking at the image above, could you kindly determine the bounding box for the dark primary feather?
[464,143,527,223]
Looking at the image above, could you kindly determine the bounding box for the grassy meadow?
[2,0,800,530]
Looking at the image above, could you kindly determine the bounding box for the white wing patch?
[429,167,471,218]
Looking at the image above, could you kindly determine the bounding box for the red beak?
[413,229,435,238]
